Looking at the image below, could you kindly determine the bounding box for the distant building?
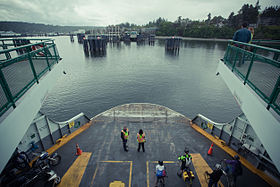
[141,27,157,34]
[0,31,21,37]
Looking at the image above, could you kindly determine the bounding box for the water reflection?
[165,50,179,59]
[123,41,131,46]
[109,42,122,49]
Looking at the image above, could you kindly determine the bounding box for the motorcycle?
[32,151,61,168]
[1,150,61,187]
[7,164,60,187]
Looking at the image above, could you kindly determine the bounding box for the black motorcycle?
[32,151,61,168]
[6,164,60,187]
[1,150,61,187]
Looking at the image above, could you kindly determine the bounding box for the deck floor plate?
[58,152,92,187]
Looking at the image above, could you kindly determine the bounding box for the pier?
[83,36,107,57]
[165,37,181,55]
[69,34,74,42]
[77,33,85,44]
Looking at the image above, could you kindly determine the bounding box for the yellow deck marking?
[146,161,149,187]
[190,122,280,187]
[92,161,132,187]
[151,161,176,164]
[58,152,92,187]
[101,160,131,163]
[129,161,132,187]
[90,162,99,187]
[191,153,224,187]
[109,181,125,187]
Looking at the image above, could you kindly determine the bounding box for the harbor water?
[40,36,242,122]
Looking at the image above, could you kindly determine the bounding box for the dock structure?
[122,33,131,42]
[107,26,121,43]
[69,34,74,42]
[77,33,85,44]
[165,37,181,55]
[148,34,155,46]
[83,36,107,57]
[136,33,146,43]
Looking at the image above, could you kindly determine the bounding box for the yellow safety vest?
[122,129,129,140]
[137,133,145,143]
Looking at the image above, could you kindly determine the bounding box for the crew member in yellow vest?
[137,129,146,152]
[121,126,129,152]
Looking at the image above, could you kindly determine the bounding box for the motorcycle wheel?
[44,176,61,187]
[49,155,61,166]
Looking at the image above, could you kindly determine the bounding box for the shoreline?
[155,36,230,42]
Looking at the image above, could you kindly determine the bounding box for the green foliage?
[261,6,280,17]
[254,25,280,40]
[0,21,96,34]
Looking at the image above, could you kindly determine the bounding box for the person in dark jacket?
[225,155,243,187]
[233,22,251,43]
[121,126,129,152]
[205,164,223,187]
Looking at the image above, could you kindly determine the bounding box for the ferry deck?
[49,104,271,187]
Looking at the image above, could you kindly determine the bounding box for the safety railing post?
[28,52,39,84]
[244,53,255,85]
[43,43,51,71]
[53,45,59,63]
[223,44,230,62]
[232,47,239,72]
[267,76,280,110]
[0,69,16,108]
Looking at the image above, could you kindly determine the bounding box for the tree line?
[0,22,97,34]
[119,3,280,40]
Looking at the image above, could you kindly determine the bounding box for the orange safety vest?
[122,129,129,140]
[137,133,145,143]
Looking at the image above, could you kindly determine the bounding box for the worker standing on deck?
[177,148,192,177]
[224,155,243,187]
[121,126,129,152]
[205,164,223,187]
[137,129,146,152]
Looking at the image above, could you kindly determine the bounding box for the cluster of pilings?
[110,35,120,43]
[70,34,74,42]
[148,34,155,46]
[83,36,107,57]
[165,37,181,55]
[77,33,85,44]
[123,33,130,42]
[12,39,31,54]
[136,34,146,43]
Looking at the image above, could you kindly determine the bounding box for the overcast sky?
[0,0,279,26]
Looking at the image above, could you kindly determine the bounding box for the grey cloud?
[0,0,279,26]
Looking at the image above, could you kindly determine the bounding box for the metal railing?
[0,38,61,117]
[223,40,280,115]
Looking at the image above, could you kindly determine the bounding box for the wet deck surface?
[52,104,270,187]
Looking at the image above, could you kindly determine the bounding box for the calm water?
[40,36,242,122]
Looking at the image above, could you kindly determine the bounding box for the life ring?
[31,44,45,56]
